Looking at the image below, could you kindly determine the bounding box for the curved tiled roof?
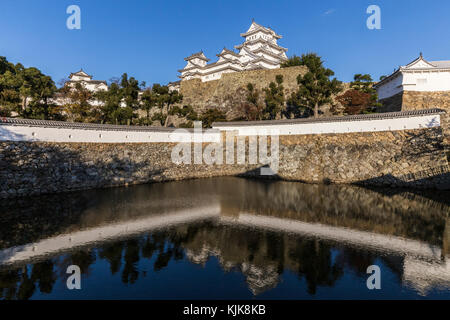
[212,109,446,127]
[200,65,242,76]
[184,51,210,62]
[430,60,450,68]
[240,21,282,39]
[251,47,288,61]
[0,117,218,133]
[235,38,287,52]
[246,56,280,66]
[69,69,93,79]
[216,48,240,57]
[179,58,241,74]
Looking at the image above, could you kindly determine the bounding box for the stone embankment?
[1,109,449,199]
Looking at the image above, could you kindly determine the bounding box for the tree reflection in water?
[0,177,448,299]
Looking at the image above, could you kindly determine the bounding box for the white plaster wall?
[402,71,450,92]
[192,58,207,67]
[0,125,221,143]
[68,81,107,93]
[2,115,439,143]
[213,114,441,136]
[377,74,403,100]
[70,75,90,81]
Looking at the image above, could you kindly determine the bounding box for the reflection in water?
[0,178,449,299]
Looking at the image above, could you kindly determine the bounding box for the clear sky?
[1,0,449,87]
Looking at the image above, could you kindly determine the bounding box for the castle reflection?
[0,178,449,299]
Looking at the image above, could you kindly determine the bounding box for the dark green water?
[0,177,449,299]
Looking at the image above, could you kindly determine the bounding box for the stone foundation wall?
[401,91,450,147]
[277,129,449,188]
[1,127,449,199]
[179,66,307,119]
[378,92,403,113]
[379,91,450,147]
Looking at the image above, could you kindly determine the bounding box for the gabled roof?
[240,21,282,39]
[184,51,210,62]
[216,47,240,58]
[179,57,242,73]
[403,54,437,69]
[178,60,205,72]
[401,54,450,70]
[69,69,92,79]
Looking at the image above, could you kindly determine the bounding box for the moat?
[0,177,449,299]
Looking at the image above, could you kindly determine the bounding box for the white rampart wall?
[213,114,441,136]
[0,113,442,143]
[0,125,221,143]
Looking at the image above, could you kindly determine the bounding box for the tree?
[151,84,169,125]
[170,105,198,120]
[351,74,375,93]
[281,55,302,68]
[336,74,380,115]
[1,58,56,118]
[263,75,285,120]
[0,69,21,116]
[140,88,157,124]
[0,56,15,74]
[200,109,226,128]
[238,83,264,121]
[120,73,141,125]
[95,82,127,124]
[150,84,183,127]
[168,105,199,128]
[20,69,57,119]
[163,90,183,127]
[288,53,342,118]
[62,83,93,122]
[336,90,373,115]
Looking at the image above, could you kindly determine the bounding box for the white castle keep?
[66,69,108,93]
[178,21,288,83]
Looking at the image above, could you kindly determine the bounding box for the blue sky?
[1,0,449,87]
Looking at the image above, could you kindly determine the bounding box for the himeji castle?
[66,69,108,93]
[178,21,288,82]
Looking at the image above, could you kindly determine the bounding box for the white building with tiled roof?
[66,69,108,92]
[178,21,288,82]
[375,54,450,100]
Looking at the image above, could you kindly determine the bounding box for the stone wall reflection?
[0,177,449,298]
